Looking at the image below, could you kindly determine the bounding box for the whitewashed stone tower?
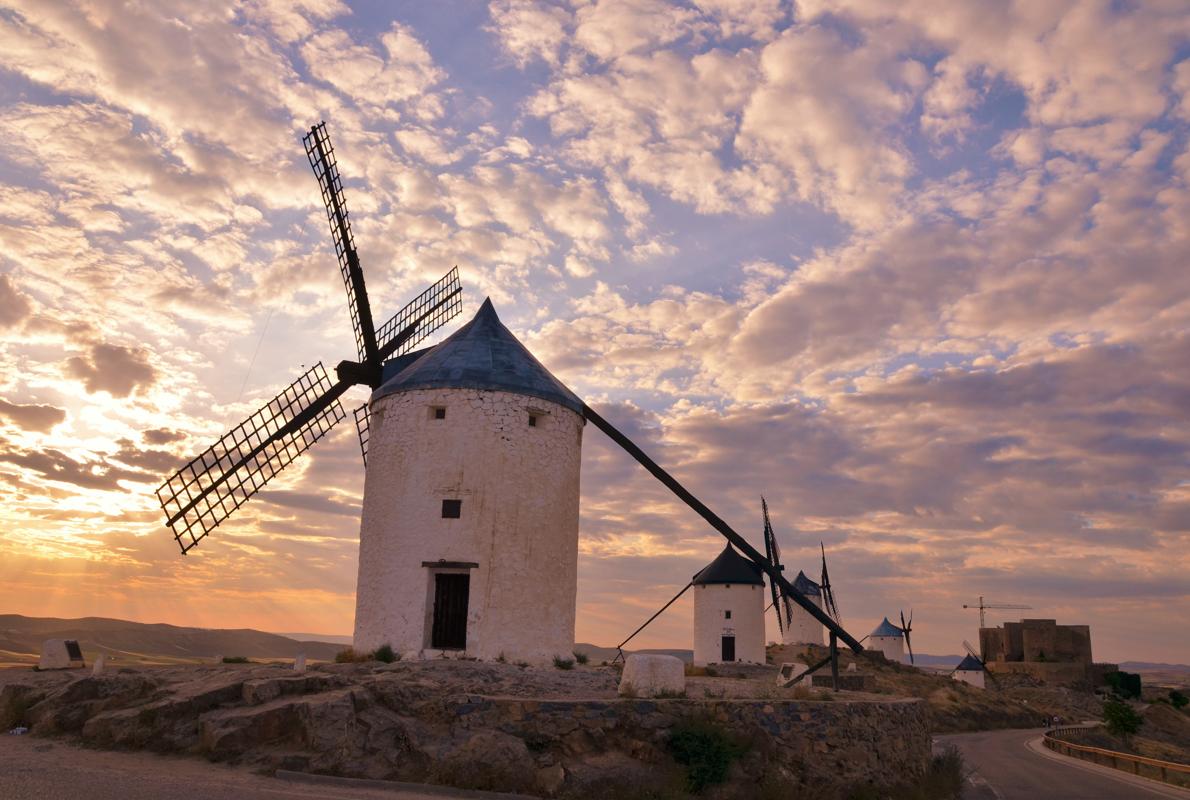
[867,617,906,662]
[953,654,986,688]
[692,545,766,666]
[782,571,825,646]
[353,299,584,664]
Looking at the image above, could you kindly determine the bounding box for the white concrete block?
[294,653,307,673]
[39,639,84,670]
[620,654,685,697]
[91,654,106,676]
[776,661,809,686]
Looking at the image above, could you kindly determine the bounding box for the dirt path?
[0,734,518,800]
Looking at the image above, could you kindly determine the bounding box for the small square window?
[528,414,537,427]
[724,610,732,620]
[433,407,446,420]
[441,499,462,518]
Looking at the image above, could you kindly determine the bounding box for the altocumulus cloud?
[0,0,1186,662]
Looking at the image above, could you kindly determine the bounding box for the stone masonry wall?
[2,665,932,798]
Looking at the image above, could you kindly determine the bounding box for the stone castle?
[979,618,1117,685]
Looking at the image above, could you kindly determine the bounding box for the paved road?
[0,735,518,800]
[937,728,1190,800]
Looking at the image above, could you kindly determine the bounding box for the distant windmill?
[156,121,867,664]
[899,610,915,665]
[157,121,462,554]
[956,639,997,688]
[962,596,1032,628]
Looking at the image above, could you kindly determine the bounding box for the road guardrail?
[1043,725,1190,789]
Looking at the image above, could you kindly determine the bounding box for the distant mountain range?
[1121,661,1190,673]
[0,614,343,664]
[4,616,1184,674]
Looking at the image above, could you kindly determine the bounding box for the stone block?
[810,672,874,691]
[39,639,85,670]
[619,654,685,698]
[294,654,306,673]
[91,654,106,676]
[776,661,809,687]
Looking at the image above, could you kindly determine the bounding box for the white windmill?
[158,122,866,667]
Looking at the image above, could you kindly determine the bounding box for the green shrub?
[1103,697,1143,737]
[373,643,398,663]
[334,647,368,663]
[221,656,249,664]
[1105,670,1142,699]
[573,650,589,665]
[666,719,747,792]
[553,655,574,670]
[1170,689,1188,709]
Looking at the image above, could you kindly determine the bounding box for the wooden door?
[721,635,735,662]
[431,573,469,650]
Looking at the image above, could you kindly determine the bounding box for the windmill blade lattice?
[157,363,347,554]
[303,122,378,364]
[375,267,463,359]
[353,403,370,466]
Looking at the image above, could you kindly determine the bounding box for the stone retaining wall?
[2,666,930,797]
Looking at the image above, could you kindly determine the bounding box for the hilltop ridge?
[0,614,342,664]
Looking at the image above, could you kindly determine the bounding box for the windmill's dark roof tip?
[870,617,904,638]
[955,654,983,671]
[693,544,765,586]
[372,299,584,413]
[793,570,821,596]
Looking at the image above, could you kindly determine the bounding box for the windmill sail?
[761,497,784,634]
[157,363,347,554]
[820,542,842,623]
[901,610,915,665]
[352,403,370,466]
[375,266,463,359]
[304,122,379,364]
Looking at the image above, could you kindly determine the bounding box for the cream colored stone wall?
[953,669,985,688]
[783,594,825,645]
[353,387,583,665]
[692,582,766,666]
[867,635,904,662]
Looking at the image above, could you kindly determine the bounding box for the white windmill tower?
[353,298,584,662]
[784,571,825,645]
[692,544,766,666]
[867,617,906,662]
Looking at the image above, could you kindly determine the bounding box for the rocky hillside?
[0,615,341,664]
[767,643,1104,733]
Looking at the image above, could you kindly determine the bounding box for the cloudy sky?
[1,0,1188,663]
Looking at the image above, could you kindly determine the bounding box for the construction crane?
[962,596,1032,628]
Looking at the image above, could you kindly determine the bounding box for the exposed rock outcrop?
[1,660,931,798]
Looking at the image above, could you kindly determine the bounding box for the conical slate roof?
[870,617,904,638]
[955,654,983,671]
[693,544,765,586]
[373,298,583,413]
[792,570,821,596]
